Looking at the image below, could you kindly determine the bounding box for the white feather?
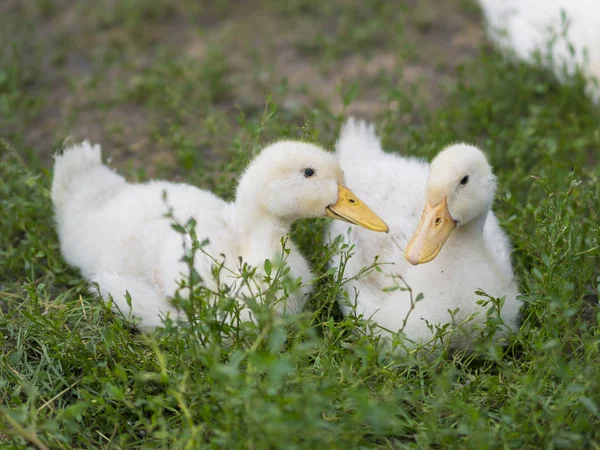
[479,0,600,101]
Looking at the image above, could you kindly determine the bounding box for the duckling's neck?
[235,206,293,265]
[450,211,513,283]
[452,213,487,245]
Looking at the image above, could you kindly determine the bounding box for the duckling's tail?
[336,117,383,164]
[51,140,126,212]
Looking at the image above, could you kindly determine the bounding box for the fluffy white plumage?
[327,119,521,349]
[52,140,386,331]
[478,0,600,101]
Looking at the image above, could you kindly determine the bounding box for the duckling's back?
[51,142,229,281]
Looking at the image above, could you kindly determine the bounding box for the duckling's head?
[236,141,388,232]
[405,144,496,265]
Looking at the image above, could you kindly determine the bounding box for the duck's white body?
[328,120,520,348]
[51,143,313,331]
[52,141,389,332]
[479,0,600,101]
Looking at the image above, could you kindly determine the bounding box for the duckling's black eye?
[303,168,315,178]
[460,175,469,186]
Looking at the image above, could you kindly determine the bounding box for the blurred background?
[1,0,483,177]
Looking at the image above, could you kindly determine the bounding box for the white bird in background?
[478,0,600,102]
[51,140,388,332]
[327,119,521,350]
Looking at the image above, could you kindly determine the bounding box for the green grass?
[1,0,600,448]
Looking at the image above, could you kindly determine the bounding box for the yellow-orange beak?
[326,184,389,233]
[404,197,456,265]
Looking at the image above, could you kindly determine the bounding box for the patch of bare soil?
[202,0,484,116]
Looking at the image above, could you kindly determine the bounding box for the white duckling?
[52,140,388,332]
[328,119,520,349]
[478,0,600,102]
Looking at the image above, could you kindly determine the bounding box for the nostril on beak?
[349,198,357,204]
[435,217,441,225]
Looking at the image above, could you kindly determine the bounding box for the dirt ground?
[3,0,486,173]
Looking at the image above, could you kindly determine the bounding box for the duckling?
[478,0,600,101]
[327,119,520,349]
[52,140,388,332]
